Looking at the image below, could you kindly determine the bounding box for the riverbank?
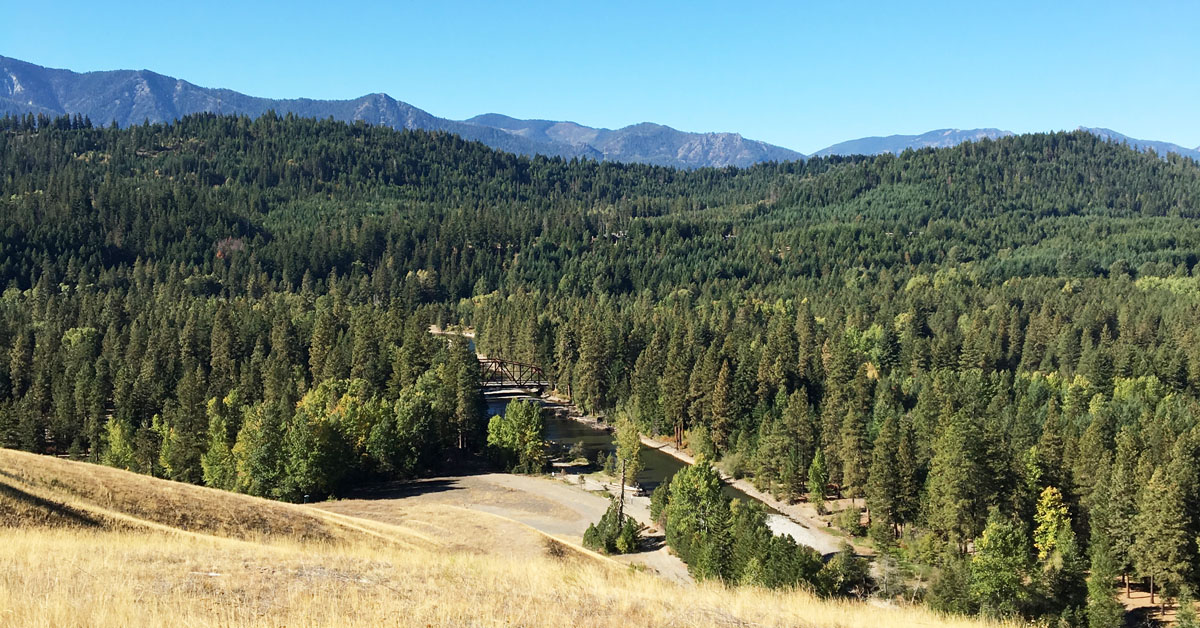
[435,324,862,558]
[541,391,857,557]
[635,434,858,557]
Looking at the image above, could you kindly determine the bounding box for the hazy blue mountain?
[0,55,579,160]
[463,114,803,167]
[1079,127,1200,161]
[7,55,1195,167]
[812,127,1200,161]
[0,55,799,168]
[811,128,1013,157]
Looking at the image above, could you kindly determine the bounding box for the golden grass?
[0,449,1015,628]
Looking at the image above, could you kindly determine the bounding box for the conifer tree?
[808,448,828,511]
[1086,525,1125,628]
[308,305,336,383]
[1106,425,1142,596]
[709,359,735,452]
[1177,587,1199,628]
[1133,467,1189,607]
[614,410,643,519]
[867,413,901,535]
[839,365,872,501]
[208,305,236,394]
[201,392,238,491]
[925,418,982,548]
[895,415,922,529]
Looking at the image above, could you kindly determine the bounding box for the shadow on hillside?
[344,477,469,501]
[0,481,105,528]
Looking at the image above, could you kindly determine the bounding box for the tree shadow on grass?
[0,480,105,528]
[343,477,468,501]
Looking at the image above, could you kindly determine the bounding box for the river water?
[459,333,831,553]
[485,392,764,505]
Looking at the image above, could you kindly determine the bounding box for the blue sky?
[6,1,1198,154]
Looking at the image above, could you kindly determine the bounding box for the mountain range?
[3,54,1198,166]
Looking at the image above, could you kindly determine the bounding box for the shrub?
[649,482,671,525]
[583,498,642,555]
[818,544,872,598]
[836,507,866,536]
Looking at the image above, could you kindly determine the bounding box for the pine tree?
[1086,525,1125,628]
[895,415,922,529]
[1133,467,1189,607]
[449,337,483,450]
[574,316,610,414]
[614,410,643,520]
[308,305,336,383]
[349,307,382,391]
[201,392,238,491]
[866,413,901,535]
[158,365,208,483]
[925,417,982,548]
[709,359,735,452]
[1106,425,1141,596]
[839,365,872,501]
[208,304,236,397]
[808,448,828,511]
[1177,587,1199,628]
[8,329,32,399]
[659,331,691,447]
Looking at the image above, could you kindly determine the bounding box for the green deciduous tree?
[665,460,731,581]
[486,400,545,473]
[970,515,1031,619]
[1034,486,1069,561]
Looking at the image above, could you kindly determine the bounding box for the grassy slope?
[0,449,1011,628]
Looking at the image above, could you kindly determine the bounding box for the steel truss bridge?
[478,357,551,393]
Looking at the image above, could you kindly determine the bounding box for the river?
[442,329,840,554]
[484,392,768,506]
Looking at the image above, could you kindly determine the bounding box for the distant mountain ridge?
[3,55,1198,166]
[810,128,1014,157]
[0,55,800,168]
[809,126,1200,161]
[462,113,801,167]
[1076,127,1200,161]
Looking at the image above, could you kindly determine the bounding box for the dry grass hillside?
[0,448,1014,628]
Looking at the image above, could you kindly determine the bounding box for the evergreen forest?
[4,111,1200,623]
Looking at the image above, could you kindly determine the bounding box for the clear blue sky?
[6,0,1198,154]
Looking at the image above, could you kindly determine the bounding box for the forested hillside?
[3,111,1200,623]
